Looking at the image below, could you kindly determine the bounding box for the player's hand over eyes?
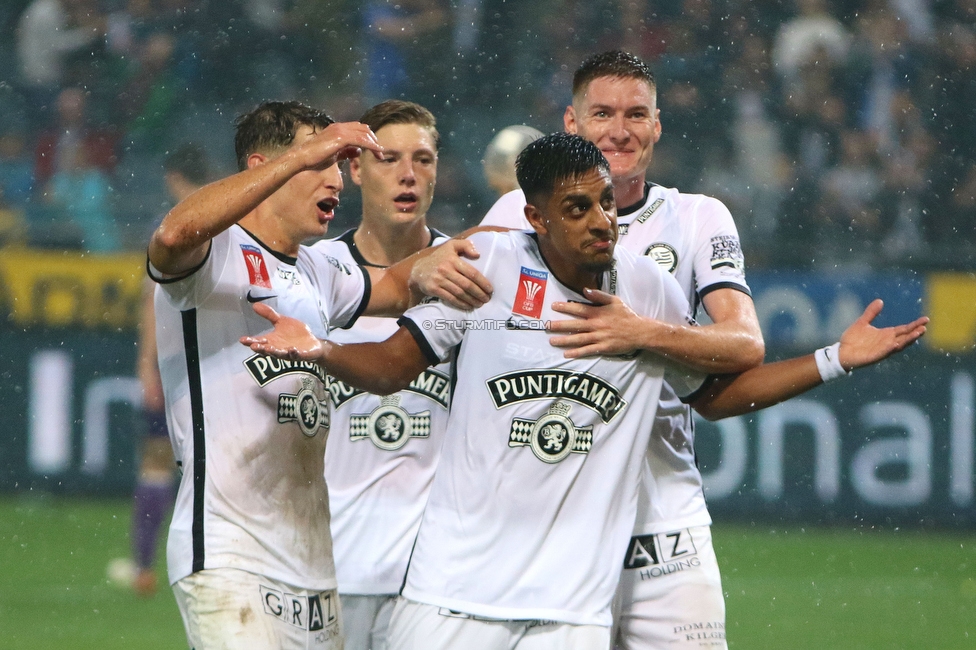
[548,288,655,358]
[409,239,494,310]
[241,303,327,363]
[838,299,928,370]
[300,121,385,170]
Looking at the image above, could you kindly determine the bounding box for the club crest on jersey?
[487,369,626,423]
[512,267,548,318]
[349,395,431,451]
[277,377,330,437]
[240,244,272,288]
[509,401,593,464]
[644,242,678,274]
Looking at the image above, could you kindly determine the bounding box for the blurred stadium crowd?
[0,0,973,269]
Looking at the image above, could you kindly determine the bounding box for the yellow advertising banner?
[925,272,976,353]
[0,249,144,329]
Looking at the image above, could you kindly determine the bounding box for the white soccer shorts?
[340,593,397,650]
[173,567,344,649]
[615,525,727,649]
[388,598,611,650]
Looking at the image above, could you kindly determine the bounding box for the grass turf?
[0,495,185,649]
[0,496,972,649]
[718,525,975,648]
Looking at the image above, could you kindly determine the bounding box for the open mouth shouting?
[317,197,339,222]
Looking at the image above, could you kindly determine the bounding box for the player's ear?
[246,152,268,169]
[524,204,547,236]
[564,105,578,134]
[349,156,364,186]
[652,108,662,143]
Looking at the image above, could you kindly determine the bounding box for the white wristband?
[814,342,850,383]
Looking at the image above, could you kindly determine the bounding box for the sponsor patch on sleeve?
[708,235,744,273]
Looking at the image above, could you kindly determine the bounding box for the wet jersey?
[152,224,368,589]
[397,231,706,625]
[312,229,453,595]
[481,185,750,534]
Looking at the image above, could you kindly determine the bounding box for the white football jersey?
[312,229,452,595]
[481,185,750,535]
[152,224,368,589]
[397,231,706,625]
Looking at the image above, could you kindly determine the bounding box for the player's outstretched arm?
[365,238,494,315]
[548,287,765,374]
[241,303,431,395]
[149,122,384,276]
[689,300,928,421]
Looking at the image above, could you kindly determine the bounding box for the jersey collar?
[616,181,652,219]
[335,226,446,268]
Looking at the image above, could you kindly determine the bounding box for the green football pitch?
[0,496,972,649]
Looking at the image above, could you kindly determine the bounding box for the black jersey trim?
[429,228,449,243]
[398,528,421,597]
[337,227,445,268]
[617,182,653,217]
[238,225,298,265]
[147,241,213,285]
[397,316,442,366]
[698,281,752,301]
[448,340,461,408]
[340,265,373,330]
[181,308,207,573]
[335,228,378,267]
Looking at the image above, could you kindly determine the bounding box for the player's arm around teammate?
[545,287,927,418]
[361,236,493,315]
[546,269,764,372]
[558,50,765,374]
